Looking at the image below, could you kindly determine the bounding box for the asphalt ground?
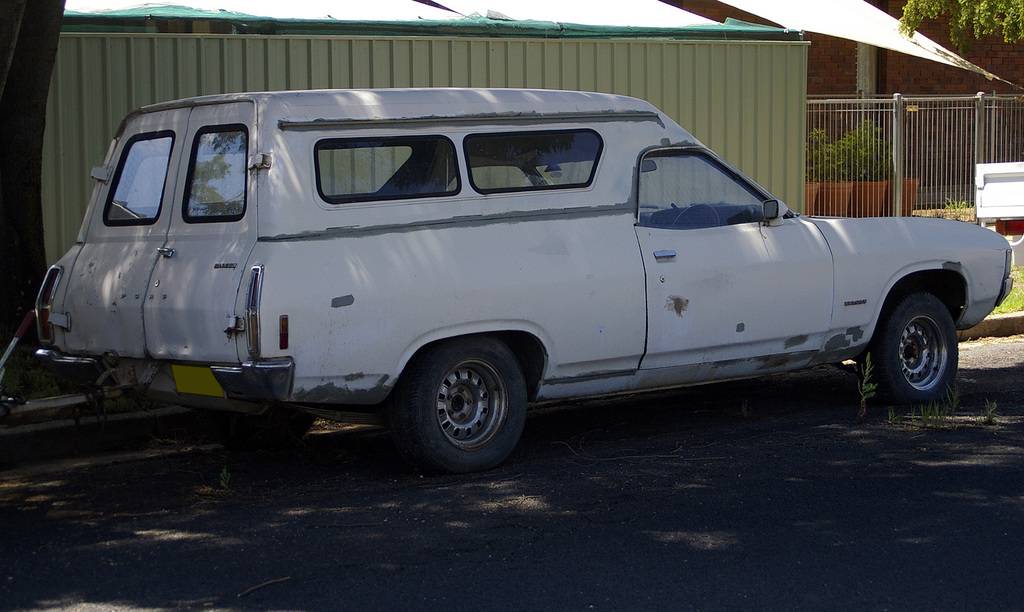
[2,336,1024,611]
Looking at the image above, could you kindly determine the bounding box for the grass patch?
[1,347,68,400]
[983,400,999,426]
[913,207,975,223]
[915,400,953,427]
[993,266,1023,315]
[908,386,960,428]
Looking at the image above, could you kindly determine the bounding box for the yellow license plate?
[171,364,225,397]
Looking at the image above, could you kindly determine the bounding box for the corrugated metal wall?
[43,32,807,261]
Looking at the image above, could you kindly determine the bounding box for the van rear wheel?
[388,337,527,473]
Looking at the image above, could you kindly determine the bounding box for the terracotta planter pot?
[804,182,821,215]
[850,180,889,217]
[884,178,920,216]
[815,181,854,217]
[901,178,919,216]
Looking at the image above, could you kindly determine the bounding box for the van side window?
[638,150,765,230]
[464,129,602,194]
[103,131,174,226]
[315,136,459,205]
[183,125,248,223]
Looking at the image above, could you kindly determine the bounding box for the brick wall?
[668,0,858,95]
[664,0,1024,95]
[878,1,1024,94]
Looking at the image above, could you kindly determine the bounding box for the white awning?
[712,0,1014,86]
[435,0,716,28]
[65,0,461,21]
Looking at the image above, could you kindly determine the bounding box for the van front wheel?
[868,292,958,405]
[388,337,527,473]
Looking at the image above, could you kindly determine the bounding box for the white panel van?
[35,89,1013,472]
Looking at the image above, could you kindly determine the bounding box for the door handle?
[653,249,677,259]
[156,247,176,258]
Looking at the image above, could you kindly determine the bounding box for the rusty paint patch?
[331,294,355,308]
[544,369,636,385]
[784,334,808,349]
[823,325,866,352]
[824,334,851,351]
[942,261,963,272]
[293,374,391,403]
[665,296,689,317]
[757,354,793,370]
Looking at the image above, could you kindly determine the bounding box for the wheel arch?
[393,324,551,401]
[867,266,967,350]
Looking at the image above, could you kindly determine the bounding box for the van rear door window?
[103,131,174,226]
[183,125,248,223]
[315,136,460,204]
[464,129,602,194]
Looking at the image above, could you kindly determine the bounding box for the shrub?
[806,121,892,182]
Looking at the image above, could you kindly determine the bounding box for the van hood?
[805,215,1009,253]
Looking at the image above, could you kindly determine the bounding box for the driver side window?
[638,150,764,230]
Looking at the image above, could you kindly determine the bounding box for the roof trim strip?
[278,110,664,131]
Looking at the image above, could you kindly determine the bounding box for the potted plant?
[809,128,854,217]
[841,120,891,217]
[899,176,920,216]
[805,128,827,214]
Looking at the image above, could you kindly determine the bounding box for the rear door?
[143,102,257,363]
[62,109,188,358]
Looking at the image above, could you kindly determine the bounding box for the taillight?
[245,265,263,358]
[35,266,63,344]
[996,219,1024,236]
[279,315,289,350]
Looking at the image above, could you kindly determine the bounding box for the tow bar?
[0,311,122,424]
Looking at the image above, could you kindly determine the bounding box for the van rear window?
[464,129,602,194]
[103,131,174,226]
[183,125,248,223]
[315,136,459,204]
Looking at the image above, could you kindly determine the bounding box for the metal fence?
[806,93,1024,218]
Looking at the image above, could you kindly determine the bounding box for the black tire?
[387,337,527,473]
[867,292,958,405]
[210,407,315,451]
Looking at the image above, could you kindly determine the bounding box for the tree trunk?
[0,0,65,339]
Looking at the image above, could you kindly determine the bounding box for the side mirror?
[762,198,781,222]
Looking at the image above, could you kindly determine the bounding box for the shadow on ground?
[2,346,1023,610]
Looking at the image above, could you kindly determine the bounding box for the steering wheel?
[674,203,720,230]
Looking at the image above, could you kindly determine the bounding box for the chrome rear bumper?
[211,358,294,402]
[36,349,293,403]
[34,348,104,386]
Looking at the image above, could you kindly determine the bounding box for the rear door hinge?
[224,315,246,338]
[248,152,272,172]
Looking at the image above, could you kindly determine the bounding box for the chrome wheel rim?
[899,315,948,391]
[435,359,508,450]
